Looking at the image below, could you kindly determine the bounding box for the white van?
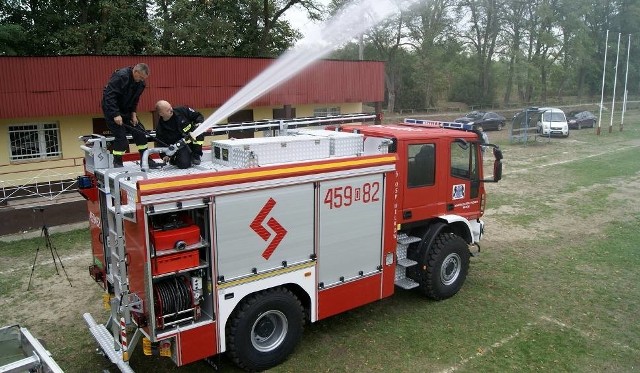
[536,107,569,137]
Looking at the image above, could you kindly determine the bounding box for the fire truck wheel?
[420,232,470,300]
[226,287,304,372]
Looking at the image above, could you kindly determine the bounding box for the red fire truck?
[77,114,502,372]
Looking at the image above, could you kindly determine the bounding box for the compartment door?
[215,184,314,280]
[318,174,384,287]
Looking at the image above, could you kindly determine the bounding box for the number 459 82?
[323,182,380,209]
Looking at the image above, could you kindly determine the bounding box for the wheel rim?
[251,310,288,352]
[440,253,462,285]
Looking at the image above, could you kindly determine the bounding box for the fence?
[0,171,79,207]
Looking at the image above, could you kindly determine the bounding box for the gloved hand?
[166,136,192,156]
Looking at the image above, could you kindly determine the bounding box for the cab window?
[450,141,478,180]
[408,144,435,187]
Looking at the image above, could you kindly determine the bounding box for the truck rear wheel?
[226,288,304,372]
[419,232,470,300]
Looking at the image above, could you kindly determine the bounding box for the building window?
[314,107,341,116]
[9,123,61,161]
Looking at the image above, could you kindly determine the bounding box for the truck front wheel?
[226,288,304,372]
[419,232,470,300]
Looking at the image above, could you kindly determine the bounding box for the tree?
[257,0,322,56]
[0,0,319,56]
[405,0,456,108]
[0,23,26,55]
[456,0,504,106]
[501,0,527,104]
[328,0,413,113]
[152,0,315,56]
[0,0,153,55]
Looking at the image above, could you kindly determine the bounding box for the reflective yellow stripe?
[113,150,126,155]
[182,124,192,132]
[218,262,314,289]
[137,145,148,150]
[139,155,395,192]
[194,141,204,145]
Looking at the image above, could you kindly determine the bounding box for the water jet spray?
[191,0,420,138]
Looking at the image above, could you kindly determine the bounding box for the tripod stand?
[27,207,73,290]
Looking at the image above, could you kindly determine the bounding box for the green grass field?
[1,112,639,372]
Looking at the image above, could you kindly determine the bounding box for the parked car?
[536,107,569,137]
[454,111,506,131]
[567,110,597,129]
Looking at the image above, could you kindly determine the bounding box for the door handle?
[403,210,412,219]
[447,203,454,211]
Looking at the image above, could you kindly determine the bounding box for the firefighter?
[102,63,162,168]
[155,100,206,169]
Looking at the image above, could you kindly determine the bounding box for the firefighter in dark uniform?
[102,63,162,168]
[155,100,206,169]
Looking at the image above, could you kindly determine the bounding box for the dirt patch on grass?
[0,249,103,332]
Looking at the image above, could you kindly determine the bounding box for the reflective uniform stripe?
[113,150,126,155]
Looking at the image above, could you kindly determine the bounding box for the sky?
[285,0,332,39]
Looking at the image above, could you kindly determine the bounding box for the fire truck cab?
[78,115,502,372]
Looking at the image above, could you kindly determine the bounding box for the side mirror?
[482,145,503,183]
[493,159,502,182]
[493,147,503,161]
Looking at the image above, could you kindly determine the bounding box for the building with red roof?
[0,56,384,196]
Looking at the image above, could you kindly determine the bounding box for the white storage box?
[296,130,364,157]
[211,135,331,168]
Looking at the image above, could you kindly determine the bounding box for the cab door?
[401,140,445,222]
[447,139,481,219]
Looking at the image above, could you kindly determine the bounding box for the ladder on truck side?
[81,139,146,372]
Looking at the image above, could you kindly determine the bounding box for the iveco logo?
[250,198,287,260]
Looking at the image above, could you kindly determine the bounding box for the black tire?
[497,122,504,131]
[226,288,304,372]
[418,233,470,300]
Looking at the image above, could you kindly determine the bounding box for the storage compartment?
[297,129,364,156]
[153,275,200,330]
[146,206,215,337]
[152,251,200,276]
[211,135,330,168]
[151,225,201,252]
[150,213,201,252]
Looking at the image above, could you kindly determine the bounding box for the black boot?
[140,150,164,169]
[148,158,164,169]
[113,154,123,168]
